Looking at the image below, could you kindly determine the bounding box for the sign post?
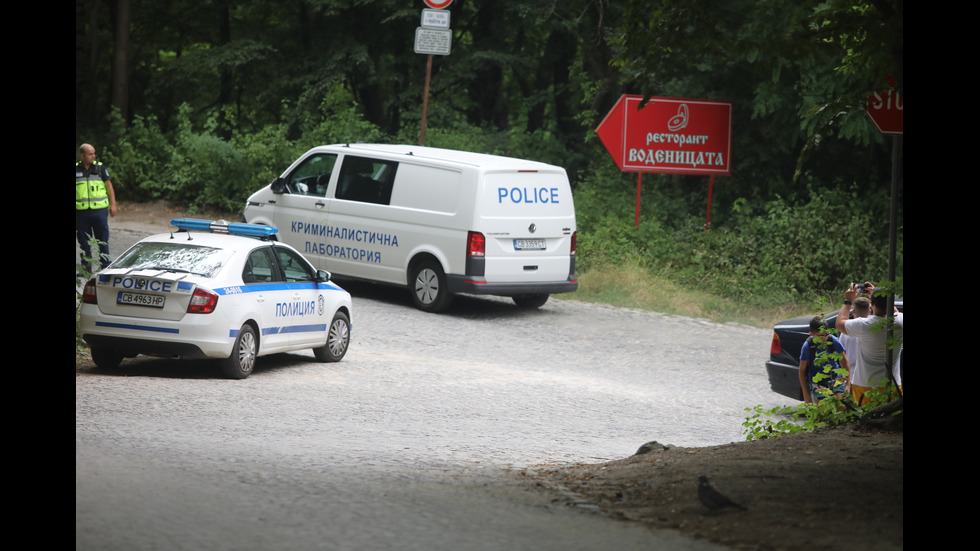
[867,79,903,380]
[865,82,903,290]
[416,1,454,145]
[596,95,733,228]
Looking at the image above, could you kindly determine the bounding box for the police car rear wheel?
[314,311,350,362]
[222,324,257,379]
[91,347,123,370]
[411,260,452,313]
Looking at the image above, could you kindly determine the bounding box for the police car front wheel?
[314,311,350,362]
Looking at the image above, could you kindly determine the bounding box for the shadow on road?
[77,351,325,380]
[335,278,563,321]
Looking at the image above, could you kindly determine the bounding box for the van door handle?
[315,201,326,209]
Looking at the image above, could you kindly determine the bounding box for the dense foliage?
[76,0,902,308]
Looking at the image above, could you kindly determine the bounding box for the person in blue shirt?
[798,316,850,404]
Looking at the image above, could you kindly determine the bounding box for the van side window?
[336,156,398,205]
[286,153,337,197]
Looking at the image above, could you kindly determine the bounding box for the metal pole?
[419,54,433,146]
[635,173,642,228]
[885,134,902,387]
[705,175,714,229]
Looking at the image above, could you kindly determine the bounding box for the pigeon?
[698,475,746,511]
[634,441,670,455]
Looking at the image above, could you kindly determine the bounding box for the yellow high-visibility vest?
[76,161,110,210]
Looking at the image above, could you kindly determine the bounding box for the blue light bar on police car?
[170,218,278,237]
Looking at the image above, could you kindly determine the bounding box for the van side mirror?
[317,270,332,283]
[270,177,286,194]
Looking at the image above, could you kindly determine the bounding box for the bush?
[743,386,904,440]
[100,91,395,213]
[572,164,901,310]
[102,110,171,202]
[234,122,304,193]
[300,92,387,147]
[409,122,511,155]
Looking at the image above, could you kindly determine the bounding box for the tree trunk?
[110,0,131,120]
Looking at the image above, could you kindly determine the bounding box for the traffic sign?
[423,0,453,8]
[867,89,903,135]
[596,95,733,176]
[422,8,450,28]
[414,27,452,55]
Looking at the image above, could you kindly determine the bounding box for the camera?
[856,282,869,293]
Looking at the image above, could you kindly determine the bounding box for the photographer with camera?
[835,282,903,405]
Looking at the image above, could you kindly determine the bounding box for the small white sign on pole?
[414,27,452,55]
[422,8,450,29]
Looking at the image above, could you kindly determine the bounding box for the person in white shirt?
[835,282,903,405]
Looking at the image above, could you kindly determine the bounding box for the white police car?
[80,219,353,379]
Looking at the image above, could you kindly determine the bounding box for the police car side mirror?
[317,270,331,283]
[270,177,286,194]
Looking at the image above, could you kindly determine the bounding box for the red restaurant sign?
[596,95,733,176]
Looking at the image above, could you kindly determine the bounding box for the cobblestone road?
[76,227,791,550]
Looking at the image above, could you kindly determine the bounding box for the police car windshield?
[112,242,232,278]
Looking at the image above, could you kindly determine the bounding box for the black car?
[765,299,903,400]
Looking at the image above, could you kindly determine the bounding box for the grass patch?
[565,261,804,329]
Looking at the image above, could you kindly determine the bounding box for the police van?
[243,144,577,312]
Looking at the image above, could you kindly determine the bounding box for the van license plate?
[514,239,546,251]
[118,292,166,308]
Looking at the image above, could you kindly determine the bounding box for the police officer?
[76,143,117,270]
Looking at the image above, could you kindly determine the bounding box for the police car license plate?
[117,291,165,308]
[514,239,546,251]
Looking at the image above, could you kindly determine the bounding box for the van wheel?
[222,324,257,379]
[314,311,350,362]
[513,294,549,309]
[410,260,452,312]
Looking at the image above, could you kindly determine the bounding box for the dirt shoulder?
[526,424,903,550]
[111,200,238,234]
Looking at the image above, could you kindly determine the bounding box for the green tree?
[76,0,622,175]
[608,0,902,211]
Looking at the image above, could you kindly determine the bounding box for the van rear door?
[478,170,576,284]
